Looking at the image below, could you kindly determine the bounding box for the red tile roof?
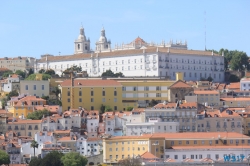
[140,151,158,159]
[194,90,219,95]
[228,82,240,89]
[169,80,192,88]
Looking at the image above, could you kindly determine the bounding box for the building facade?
[20,80,49,97]
[36,27,225,82]
[0,57,35,72]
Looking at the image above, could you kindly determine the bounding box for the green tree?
[28,68,34,76]
[230,51,249,71]
[52,87,61,99]
[42,74,52,80]
[63,65,82,73]
[229,74,240,82]
[149,99,158,107]
[30,140,39,158]
[41,96,49,101]
[101,69,124,77]
[45,69,56,75]
[7,90,19,100]
[0,150,10,165]
[2,70,13,78]
[25,74,37,80]
[126,106,133,111]
[1,98,7,109]
[61,152,88,166]
[29,157,42,166]
[48,99,62,106]
[27,109,51,120]
[40,151,64,166]
[39,69,45,74]
[15,70,26,78]
[207,76,213,82]
[104,105,112,112]
[100,104,105,114]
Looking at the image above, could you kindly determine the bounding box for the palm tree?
[30,140,39,158]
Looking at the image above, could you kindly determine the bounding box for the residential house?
[193,90,220,107]
[20,80,49,97]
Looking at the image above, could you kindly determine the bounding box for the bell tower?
[95,27,111,52]
[74,26,90,54]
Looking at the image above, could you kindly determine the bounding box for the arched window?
[78,44,80,50]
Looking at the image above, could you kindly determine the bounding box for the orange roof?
[165,158,176,162]
[220,98,250,101]
[194,90,219,95]
[205,109,240,118]
[154,102,197,109]
[58,137,72,141]
[60,79,121,87]
[8,119,42,124]
[140,151,158,159]
[106,132,249,140]
[54,130,71,134]
[241,78,250,81]
[228,82,240,89]
[169,80,192,88]
[130,36,147,45]
[10,74,19,78]
[34,105,60,114]
[87,137,102,141]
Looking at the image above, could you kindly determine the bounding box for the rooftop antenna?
[204,11,207,51]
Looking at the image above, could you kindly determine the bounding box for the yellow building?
[59,79,123,111]
[7,95,46,118]
[103,132,250,164]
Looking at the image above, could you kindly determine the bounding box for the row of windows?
[122,86,162,91]
[25,85,45,90]
[67,91,117,97]
[170,139,250,145]
[109,147,146,152]
[168,58,223,65]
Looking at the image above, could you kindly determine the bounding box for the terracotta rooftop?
[140,151,158,159]
[7,119,42,124]
[228,82,240,89]
[169,80,192,88]
[194,90,219,95]
[60,79,121,87]
[220,98,250,101]
[153,102,197,109]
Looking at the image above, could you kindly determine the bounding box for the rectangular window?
[102,98,106,102]
[174,155,178,159]
[79,91,82,96]
[114,106,117,110]
[114,98,117,102]
[91,106,94,110]
[114,91,117,96]
[67,91,70,96]
[194,140,197,144]
[42,85,44,90]
[91,98,94,102]
[102,91,105,96]
[25,85,28,90]
[91,91,94,96]
[33,85,36,90]
[79,98,82,102]
[68,98,70,102]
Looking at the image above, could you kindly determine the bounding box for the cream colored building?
[20,80,49,97]
[6,119,42,137]
[220,98,250,107]
[194,90,220,107]
[0,57,35,72]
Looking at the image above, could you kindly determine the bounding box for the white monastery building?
[36,27,225,82]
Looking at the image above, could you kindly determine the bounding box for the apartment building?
[145,102,198,132]
[6,119,41,137]
[0,109,11,134]
[240,78,250,91]
[20,80,49,97]
[7,95,46,118]
[194,90,220,107]
[196,108,243,133]
[0,56,35,72]
[220,98,250,107]
[103,132,250,164]
[59,79,123,111]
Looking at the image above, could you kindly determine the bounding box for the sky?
[0,0,249,58]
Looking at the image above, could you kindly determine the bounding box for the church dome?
[98,27,107,42]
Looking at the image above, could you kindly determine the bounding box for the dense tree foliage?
[25,74,51,80]
[118,157,142,166]
[0,98,7,109]
[27,109,52,120]
[149,99,158,107]
[200,76,213,82]
[29,157,42,166]
[15,70,26,78]
[101,69,124,77]
[229,74,240,82]
[44,69,56,75]
[7,90,19,100]
[61,152,88,166]
[63,65,82,74]
[104,105,112,112]
[126,106,134,111]
[40,151,64,166]
[39,69,46,74]
[0,150,10,165]
[2,70,13,78]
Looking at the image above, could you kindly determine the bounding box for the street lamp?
[152,142,159,166]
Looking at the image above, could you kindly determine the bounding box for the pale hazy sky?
[0,0,249,58]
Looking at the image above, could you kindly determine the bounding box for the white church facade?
[36,27,225,82]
